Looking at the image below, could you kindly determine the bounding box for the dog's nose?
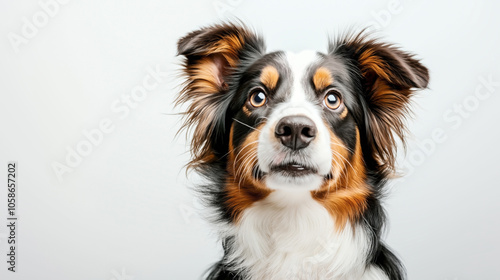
[275,116,316,150]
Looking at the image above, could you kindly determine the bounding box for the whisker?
[233,147,256,184]
[331,148,357,177]
[237,150,258,188]
[233,141,259,169]
[232,118,262,132]
[329,139,355,155]
[330,137,366,166]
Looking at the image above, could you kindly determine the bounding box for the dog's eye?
[324,90,342,110]
[249,89,267,108]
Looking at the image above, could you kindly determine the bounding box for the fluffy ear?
[331,33,429,172]
[177,23,265,169]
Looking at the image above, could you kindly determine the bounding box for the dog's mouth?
[269,162,317,177]
[254,152,333,182]
[254,162,333,180]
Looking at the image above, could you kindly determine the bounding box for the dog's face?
[177,23,428,222]
[231,50,360,191]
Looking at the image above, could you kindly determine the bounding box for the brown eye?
[324,90,342,110]
[249,89,267,108]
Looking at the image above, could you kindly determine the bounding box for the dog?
[176,22,429,280]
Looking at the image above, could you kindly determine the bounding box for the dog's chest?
[224,191,371,280]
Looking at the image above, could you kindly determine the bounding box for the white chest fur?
[221,190,387,280]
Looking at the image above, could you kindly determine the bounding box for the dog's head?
[177,23,428,222]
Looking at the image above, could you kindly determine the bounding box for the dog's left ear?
[177,23,265,169]
[331,33,429,172]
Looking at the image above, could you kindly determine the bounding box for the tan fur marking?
[312,127,370,230]
[359,49,392,82]
[189,57,224,94]
[339,107,348,119]
[242,106,251,116]
[226,123,272,222]
[178,31,250,169]
[208,34,245,67]
[313,67,334,91]
[260,66,280,90]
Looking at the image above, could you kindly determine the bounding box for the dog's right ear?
[329,32,429,173]
[176,23,265,169]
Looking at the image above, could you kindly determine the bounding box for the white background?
[1,0,499,279]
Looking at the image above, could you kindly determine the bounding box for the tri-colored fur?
[176,23,429,280]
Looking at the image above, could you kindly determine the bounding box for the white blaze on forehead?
[285,50,318,103]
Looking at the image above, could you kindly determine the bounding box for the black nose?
[275,116,317,150]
